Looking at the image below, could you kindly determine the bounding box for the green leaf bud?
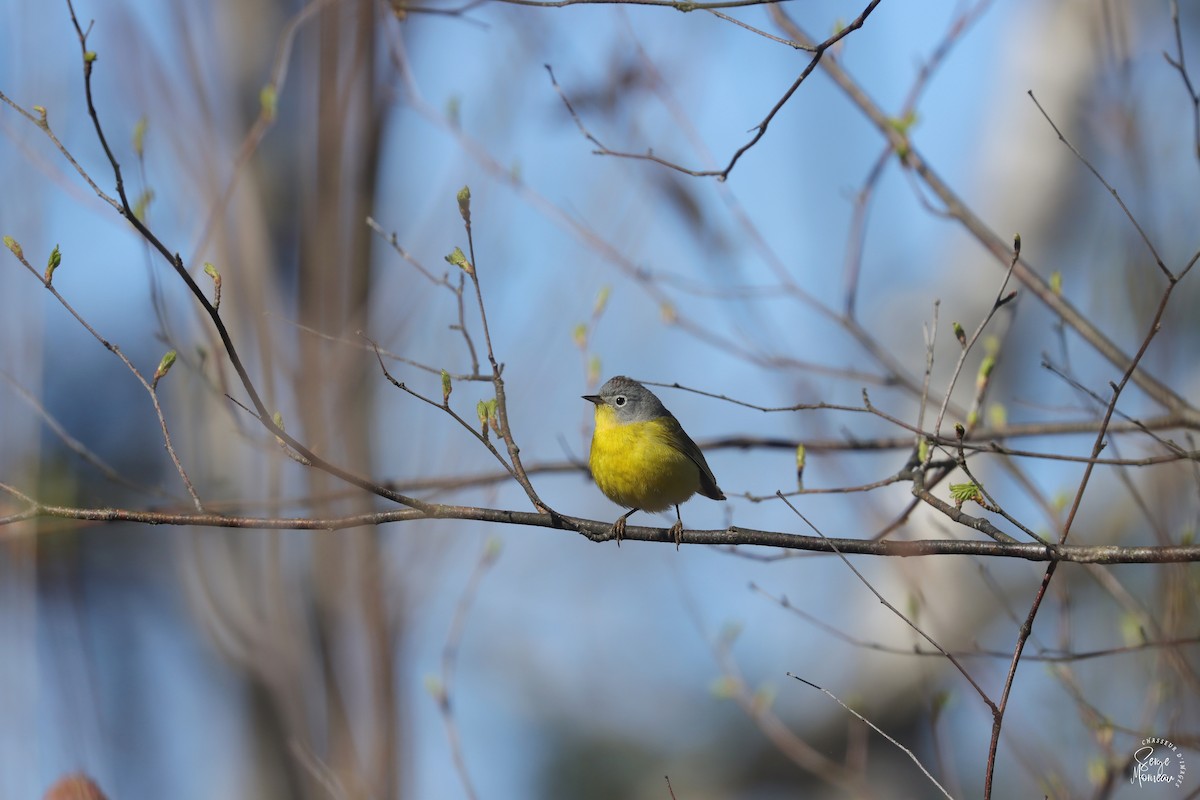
[44,244,61,284]
[152,349,177,387]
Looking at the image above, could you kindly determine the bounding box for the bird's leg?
[670,505,684,550]
[612,508,638,546]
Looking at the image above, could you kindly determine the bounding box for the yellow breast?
[587,405,703,512]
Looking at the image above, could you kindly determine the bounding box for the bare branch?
[3,488,1199,564]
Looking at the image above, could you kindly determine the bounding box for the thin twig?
[0,89,120,210]
[1026,91,1171,279]
[0,369,174,499]
[695,603,862,791]
[983,563,1055,800]
[787,673,956,800]
[932,238,1020,439]
[457,197,553,515]
[2,243,203,510]
[365,216,454,288]
[1163,0,1200,161]
[364,335,520,482]
[917,302,939,438]
[1040,357,1190,458]
[775,493,996,711]
[272,314,486,382]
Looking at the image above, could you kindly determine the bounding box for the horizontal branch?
[6,501,1198,564]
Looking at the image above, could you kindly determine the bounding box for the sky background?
[2,1,1198,798]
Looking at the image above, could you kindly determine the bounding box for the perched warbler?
[583,376,725,547]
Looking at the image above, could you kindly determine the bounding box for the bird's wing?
[667,416,725,501]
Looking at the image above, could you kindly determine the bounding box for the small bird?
[583,376,725,547]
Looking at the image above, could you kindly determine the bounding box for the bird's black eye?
[613,395,627,407]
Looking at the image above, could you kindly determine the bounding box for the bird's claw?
[612,516,626,546]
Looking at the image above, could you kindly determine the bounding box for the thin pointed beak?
[582,394,601,405]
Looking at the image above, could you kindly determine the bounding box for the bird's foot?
[612,516,627,547]
[669,520,684,550]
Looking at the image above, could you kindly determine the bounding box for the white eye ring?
[614,395,627,407]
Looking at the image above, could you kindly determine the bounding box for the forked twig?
[546,0,883,180]
[1163,0,1200,160]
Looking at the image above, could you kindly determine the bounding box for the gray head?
[582,375,671,424]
